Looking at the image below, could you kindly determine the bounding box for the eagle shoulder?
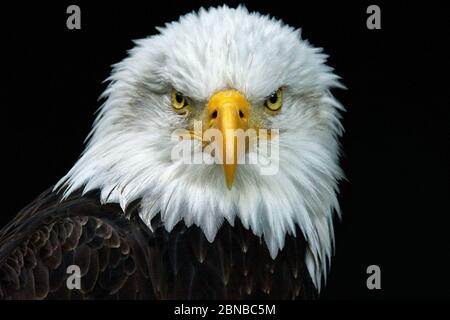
[0,188,153,299]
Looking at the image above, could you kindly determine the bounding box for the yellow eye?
[171,89,189,110]
[264,88,283,112]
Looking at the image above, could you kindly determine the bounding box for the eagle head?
[57,5,345,290]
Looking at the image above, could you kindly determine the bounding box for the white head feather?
[56,5,345,290]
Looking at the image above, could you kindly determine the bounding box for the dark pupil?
[269,93,278,104]
[175,92,184,104]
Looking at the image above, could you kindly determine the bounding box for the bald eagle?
[0,6,344,299]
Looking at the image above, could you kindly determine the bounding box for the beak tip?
[224,164,236,190]
[225,175,234,190]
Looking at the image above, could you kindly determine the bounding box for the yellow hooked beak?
[207,90,250,190]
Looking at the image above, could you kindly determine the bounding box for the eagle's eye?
[264,88,283,112]
[171,89,189,110]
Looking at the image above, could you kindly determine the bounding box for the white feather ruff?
[55,5,345,290]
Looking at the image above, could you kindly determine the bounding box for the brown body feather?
[0,188,317,299]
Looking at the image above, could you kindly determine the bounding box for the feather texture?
[0,188,317,299]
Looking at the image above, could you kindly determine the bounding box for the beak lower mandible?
[207,90,249,190]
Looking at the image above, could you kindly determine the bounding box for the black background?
[2,0,449,300]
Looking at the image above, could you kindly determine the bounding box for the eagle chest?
[142,213,317,299]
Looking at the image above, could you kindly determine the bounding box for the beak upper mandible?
[207,90,249,189]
